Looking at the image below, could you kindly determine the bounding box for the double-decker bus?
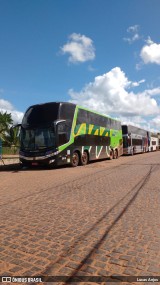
[122,124,148,155]
[16,102,123,167]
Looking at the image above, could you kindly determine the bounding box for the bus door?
[122,135,130,154]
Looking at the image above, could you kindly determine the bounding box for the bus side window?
[57,122,69,146]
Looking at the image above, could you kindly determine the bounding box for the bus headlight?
[49,159,55,164]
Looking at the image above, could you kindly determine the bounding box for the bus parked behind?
[148,132,159,151]
[122,125,148,155]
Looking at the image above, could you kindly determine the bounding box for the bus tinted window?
[122,125,128,134]
[132,138,142,146]
[74,134,110,146]
[128,125,147,137]
[77,108,120,130]
[59,103,76,122]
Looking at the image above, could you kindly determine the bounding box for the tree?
[5,127,20,146]
[0,112,13,141]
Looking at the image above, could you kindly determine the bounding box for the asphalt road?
[0,152,160,285]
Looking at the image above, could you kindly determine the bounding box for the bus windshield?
[20,127,55,151]
[22,103,59,126]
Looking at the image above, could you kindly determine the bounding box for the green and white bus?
[17,102,123,167]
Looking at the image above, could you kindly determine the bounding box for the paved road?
[0,152,160,284]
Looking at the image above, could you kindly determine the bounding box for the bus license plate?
[32,162,38,166]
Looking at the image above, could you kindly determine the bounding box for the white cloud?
[11,110,24,124]
[130,79,145,87]
[0,98,14,111]
[119,115,148,130]
[124,25,140,44]
[69,67,159,117]
[119,116,160,133]
[0,98,23,124]
[140,87,160,97]
[140,38,160,64]
[145,36,154,45]
[151,116,160,129]
[60,33,95,63]
[127,25,139,33]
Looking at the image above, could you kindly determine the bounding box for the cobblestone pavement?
[0,152,160,285]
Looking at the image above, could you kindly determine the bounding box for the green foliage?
[4,127,20,147]
[2,146,19,155]
[0,112,13,141]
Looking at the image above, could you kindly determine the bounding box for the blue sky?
[0,0,160,131]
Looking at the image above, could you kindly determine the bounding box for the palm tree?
[0,112,13,141]
[4,127,20,154]
[5,127,20,146]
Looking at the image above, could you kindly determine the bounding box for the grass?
[1,146,19,155]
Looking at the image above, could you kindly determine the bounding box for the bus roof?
[24,101,121,123]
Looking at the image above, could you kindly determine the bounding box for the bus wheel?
[109,150,114,160]
[81,151,89,166]
[71,152,79,167]
[131,148,134,156]
[114,149,118,159]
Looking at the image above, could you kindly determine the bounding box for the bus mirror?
[54,120,66,126]
[52,120,66,131]
[11,123,21,128]
[56,121,69,146]
[57,122,66,133]
[10,124,21,136]
[10,127,14,137]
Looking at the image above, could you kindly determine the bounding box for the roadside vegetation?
[0,112,20,155]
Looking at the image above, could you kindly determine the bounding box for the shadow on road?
[64,166,153,283]
[39,166,153,283]
[0,163,70,173]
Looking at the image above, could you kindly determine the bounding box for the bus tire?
[81,151,89,166]
[114,149,118,159]
[71,152,79,167]
[109,150,114,160]
[21,162,29,169]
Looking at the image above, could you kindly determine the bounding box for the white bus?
[122,125,149,155]
[148,133,159,151]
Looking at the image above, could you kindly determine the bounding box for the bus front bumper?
[19,151,59,166]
